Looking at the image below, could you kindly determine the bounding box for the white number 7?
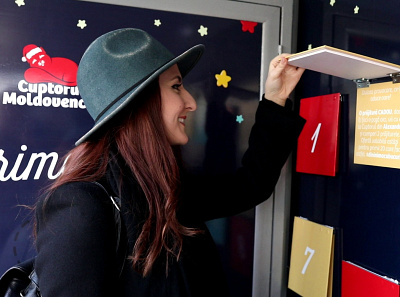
[301,246,315,274]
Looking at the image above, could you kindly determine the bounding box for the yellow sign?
[288,217,334,297]
[354,81,400,168]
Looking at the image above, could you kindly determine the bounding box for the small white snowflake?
[77,20,87,29]
[198,25,208,37]
[15,0,25,7]
[154,19,161,27]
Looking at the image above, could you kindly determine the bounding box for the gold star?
[215,70,231,88]
[77,20,87,29]
[198,25,208,37]
[15,0,25,7]
[354,6,360,14]
[154,19,161,27]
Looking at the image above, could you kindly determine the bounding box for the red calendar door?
[296,93,341,176]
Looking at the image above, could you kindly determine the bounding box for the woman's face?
[159,64,197,145]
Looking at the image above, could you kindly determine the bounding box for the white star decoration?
[330,0,335,6]
[198,25,208,37]
[77,20,87,29]
[15,0,25,7]
[354,6,360,14]
[154,19,161,27]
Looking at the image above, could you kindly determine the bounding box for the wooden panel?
[288,45,400,80]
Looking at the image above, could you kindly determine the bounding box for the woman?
[34,28,305,297]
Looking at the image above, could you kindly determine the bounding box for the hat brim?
[75,44,205,146]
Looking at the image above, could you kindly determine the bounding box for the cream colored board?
[287,45,400,80]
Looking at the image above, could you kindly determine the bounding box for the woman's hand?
[264,54,305,106]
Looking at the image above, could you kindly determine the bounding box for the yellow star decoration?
[15,0,25,7]
[354,5,359,14]
[77,20,87,29]
[215,70,231,88]
[329,0,335,6]
[154,19,161,27]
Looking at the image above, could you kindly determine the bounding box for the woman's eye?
[172,83,182,90]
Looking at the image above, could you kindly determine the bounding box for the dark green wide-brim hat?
[75,28,205,145]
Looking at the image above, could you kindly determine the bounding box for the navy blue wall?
[0,1,263,296]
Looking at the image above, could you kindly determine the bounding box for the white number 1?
[311,123,322,153]
[301,246,315,274]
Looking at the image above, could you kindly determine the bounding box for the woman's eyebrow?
[170,75,182,83]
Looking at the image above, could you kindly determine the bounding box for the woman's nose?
[184,89,197,111]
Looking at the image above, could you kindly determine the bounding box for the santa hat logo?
[21,43,78,86]
[21,44,44,62]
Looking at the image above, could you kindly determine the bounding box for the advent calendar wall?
[0,1,264,296]
[292,0,400,296]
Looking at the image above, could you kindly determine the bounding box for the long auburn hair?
[42,80,200,276]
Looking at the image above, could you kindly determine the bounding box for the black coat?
[35,99,305,297]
